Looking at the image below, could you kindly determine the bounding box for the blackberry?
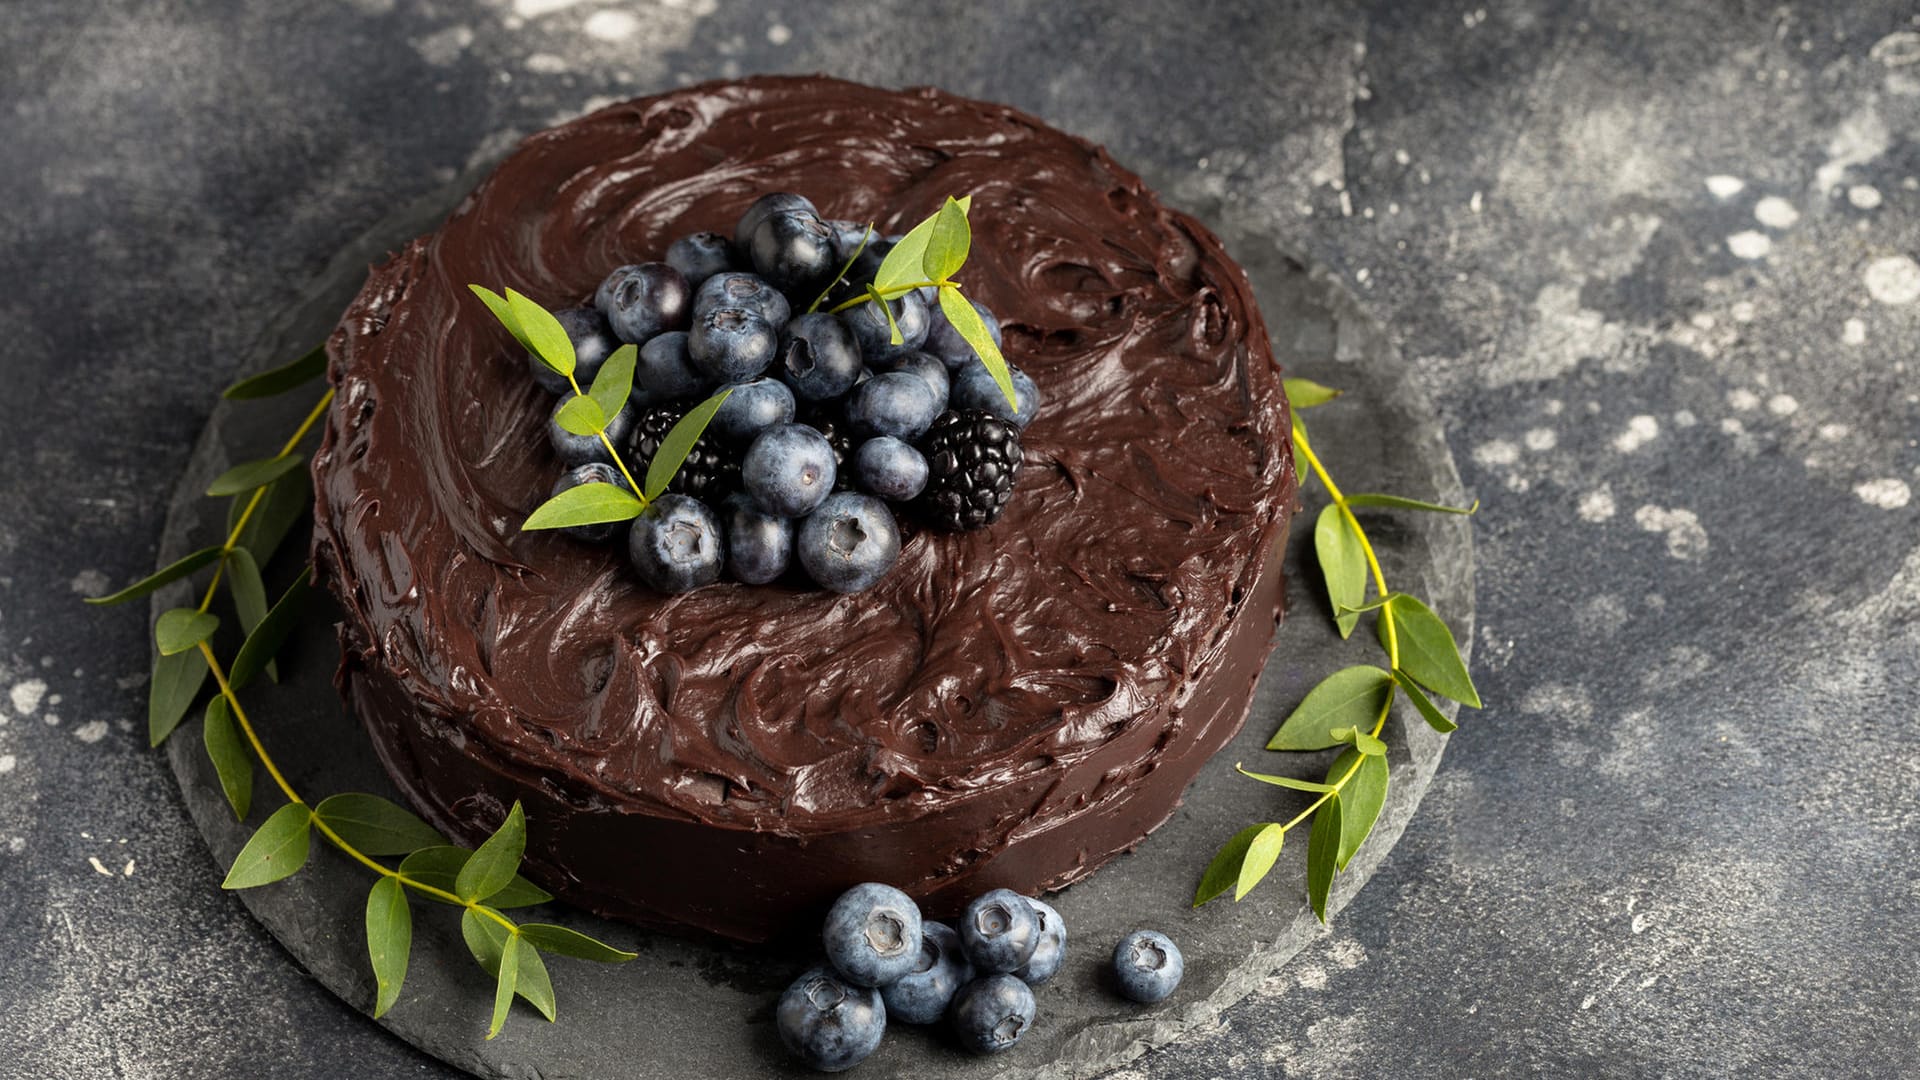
[916,410,1023,531]
[628,405,739,501]
[802,412,857,492]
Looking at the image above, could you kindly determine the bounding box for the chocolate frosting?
[312,76,1296,942]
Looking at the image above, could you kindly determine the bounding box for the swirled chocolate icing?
[312,76,1296,942]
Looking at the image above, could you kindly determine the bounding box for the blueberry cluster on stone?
[521,191,1041,596]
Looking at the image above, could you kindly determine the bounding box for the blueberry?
[547,462,631,543]
[777,313,864,403]
[693,271,792,330]
[1110,929,1183,1004]
[528,308,619,395]
[796,493,901,594]
[822,882,924,988]
[1013,898,1066,985]
[665,231,735,290]
[630,331,712,408]
[924,296,1003,370]
[825,219,879,260]
[688,306,778,384]
[547,396,636,468]
[852,436,928,501]
[776,965,885,1073]
[627,494,723,594]
[949,974,1037,1055]
[840,289,930,366]
[710,377,795,446]
[880,922,974,1025]
[742,423,837,518]
[952,362,1042,430]
[596,262,691,345]
[846,370,939,441]
[720,492,792,585]
[734,192,818,254]
[750,208,839,298]
[958,889,1039,974]
[874,350,950,412]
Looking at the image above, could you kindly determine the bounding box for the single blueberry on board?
[841,288,930,367]
[852,436,929,502]
[1110,929,1184,1004]
[880,922,974,1025]
[734,191,818,254]
[596,262,691,345]
[693,271,792,330]
[924,296,1004,370]
[952,362,1042,430]
[627,494,723,595]
[874,349,950,413]
[846,370,939,441]
[822,882,925,989]
[777,313,864,403]
[720,493,792,586]
[950,973,1037,1055]
[688,306,778,384]
[958,889,1040,974]
[547,397,636,468]
[796,493,901,594]
[749,208,839,298]
[742,423,837,518]
[665,231,736,290]
[547,462,631,544]
[775,965,885,1073]
[1013,897,1066,985]
[528,307,619,395]
[709,377,795,446]
[629,331,712,409]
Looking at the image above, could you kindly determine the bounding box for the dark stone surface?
[1,1,1916,1078]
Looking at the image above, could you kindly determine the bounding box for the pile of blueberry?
[777,882,1184,1071]
[529,192,1041,595]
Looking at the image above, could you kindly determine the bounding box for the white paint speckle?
[1864,255,1920,305]
[123,859,136,877]
[87,856,113,877]
[11,679,47,716]
[1815,105,1890,194]
[1704,175,1746,199]
[1728,388,1761,411]
[1767,394,1800,416]
[6,838,23,854]
[0,754,15,775]
[1855,478,1913,509]
[1579,487,1617,523]
[1848,185,1883,209]
[1818,423,1851,441]
[1328,939,1367,969]
[523,52,569,74]
[1473,440,1520,467]
[1634,505,1710,560]
[584,9,639,40]
[1612,415,1660,453]
[70,569,109,597]
[1469,190,1483,213]
[1843,317,1867,345]
[1672,409,1697,428]
[74,720,108,744]
[1754,196,1800,229]
[1726,230,1771,259]
[1631,913,1651,935]
[1730,300,1756,323]
[411,24,473,66]
[1295,964,1328,990]
[767,22,792,45]
[1524,427,1558,451]
[1869,30,1920,67]
[513,0,587,15]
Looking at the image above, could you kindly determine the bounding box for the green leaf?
[1306,794,1342,923]
[365,876,411,1018]
[221,802,313,889]
[461,907,550,1022]
[469,285,534,352]
[231,470,312,565]
[1237,823,1287,901]
[1235,765,1338,793]
[939,287,1019,413]
[807,223,873,313]
[1382,594,1481,708]
[514,943,558,1021]
[1395,670,1458,733]
[225,548,276,682]
[202,696,253,820]
[1330,749,1388,871]
[224,344,328,400]
[314,793,445,856]
[399,847,553,908]
[84,546,223,606]
[1330,726,1388,757]
[149,646,209,746]
[1333,592,1401,616]
[488,932,523,1040]
[206,453,305,497]
[1268,665,1393,751]
[588,344,637,422]
[644,389,732,501]
[154,607,219,656]
[517,923,637,963]
[1283,377,1342,409]
[231,569,312,689]
[1346,492,1479,515]
[873,195,972,290]
[506,288,575,379]
[1315,503,1367,638]
[921,196,971,281]
[553,394,608,437]
[456,802,526,903]
[522,481,643,531]
[865,285,904,346]
[1193,823,1272,907]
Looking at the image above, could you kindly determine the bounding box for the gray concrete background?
[1,1,1916,1077]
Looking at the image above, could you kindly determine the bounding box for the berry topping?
[916,409,1023,532]
[951,362,1041,430]
[841,288,930,366]
[742,423,837,517]
[777,313,865,403]
[664,231,735,290]
[630,330,713,409]
[846,370,939,441]
[547,396,636,468]
[627,494,723,595]
[851,436,929,502]
[733,191,818,254]
[688,306,778,384]
[529,307,619,395]
[708,376,796,447]
[628,406,739,501]
[694,270,792,329]
[720,492,793,586]
[546,462,631,544]
[749,207,839,298]
[596,262,691,345]
[796,493,901,593]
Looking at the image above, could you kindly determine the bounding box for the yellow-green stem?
[824,278,949,315]
[565,373,644,502]
[197,388,337,614]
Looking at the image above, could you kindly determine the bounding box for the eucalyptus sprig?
[1194,378,1481,920]
[88,349,635,1039]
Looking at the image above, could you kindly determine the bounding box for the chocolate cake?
[311,76,1297,943]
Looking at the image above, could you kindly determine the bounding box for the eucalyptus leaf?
[644,389,732,501]
[148,646,209,747]
[514,943,558,1021]
[873,195,972,291]
[506,289,576,379]
[1330,726,1389,757]
[462,905,507,971]
[1395,670,1458,733]
[1234,765,1338,794]
[223,344,328,400]
[1283,377,1342,409]
[553,395,608,437]
[1315,503,1367,638]
[315,793,445,856]
[365,876,412,1018]
[939,287,1018,412]
[231,469,312,564]
[1346,492,1479,515]
[522,482,644,532]
[1267,665,1393,751]
[1305,794,1342,923]
[469,284,533,352]
[399,846,553,908]
[226,548,275,682]
[84,546,223,607]
[588,344,637,422]
[1193,822,1273,907]
[1236,823,1286,901]
[866,285,904,346]
[518,923,637,963]
[206,453,306,498]
[231,569,312,689]
[488,932,523,1040]
[202,696,253,820]
[1382,593,1481,708]
[154,607,219,656]
[921,196,971,281]
[221,802,313,889]
[1329,749,1388,872]
[456,801,527,903]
